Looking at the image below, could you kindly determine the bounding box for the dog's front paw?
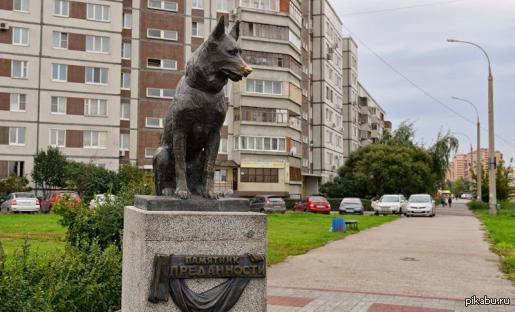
[175,187,191,200]
[162,188,175,197]
[201,187,219,200]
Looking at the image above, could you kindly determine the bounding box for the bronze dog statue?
[153,17,252,199]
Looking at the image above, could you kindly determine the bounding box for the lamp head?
[447,39,458,43]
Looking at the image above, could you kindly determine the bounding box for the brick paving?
[266,286,515,312]
[266,201,515,311]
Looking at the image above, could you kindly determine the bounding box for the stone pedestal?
[121,196,267,312]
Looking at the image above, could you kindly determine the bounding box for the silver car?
[1,192,40,213]
[373,194,407,214]
[89,194,117,209]
[249,195,286,213]
[339,197,363,214]
[405,194,435,217]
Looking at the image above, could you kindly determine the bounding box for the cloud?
[331,0,515,159]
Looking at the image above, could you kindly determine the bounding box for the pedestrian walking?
[448,196,453,208]
[440,197,446,207]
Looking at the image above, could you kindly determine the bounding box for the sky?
[330,0,515,163]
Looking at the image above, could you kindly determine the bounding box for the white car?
[405,194,435,217]
[89,194,116,209]
[339,198,364,214]
[460,193,473,200]
[1,192,40,213]
[373,194,407,214]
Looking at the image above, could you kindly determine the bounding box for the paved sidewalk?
[267,201,514,311]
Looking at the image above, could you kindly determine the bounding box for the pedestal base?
[121,205,267,312]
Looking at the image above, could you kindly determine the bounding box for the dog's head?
[206,16,252,81]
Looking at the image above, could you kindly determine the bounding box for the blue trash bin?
[332,218,346,232]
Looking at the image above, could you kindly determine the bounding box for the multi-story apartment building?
[357,82,385,146]
[1,0,387,197]
[447,149,503,182]
[311,0,345,183]
[0,0,123,179]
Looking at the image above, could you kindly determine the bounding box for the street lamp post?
[447,39,496,215]
[451,97,481,202]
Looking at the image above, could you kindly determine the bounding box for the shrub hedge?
[0,242,121,312]
[466,200,488,210]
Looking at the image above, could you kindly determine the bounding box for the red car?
[294,196,331,214]
[40,191,81,212]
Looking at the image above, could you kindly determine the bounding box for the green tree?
[31,147,68,195]
[470,161,512,202]
[380,121,416,148]
[322,144,435,198]
[428,132,459,189]
[64,161,119,203]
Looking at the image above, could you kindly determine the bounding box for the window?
[191,0,203,9]
[85,67,108,85]
[240,168,279,183]
[122,42,131,59]
[86,35,110,53]
[148,0,178,11]
[218,137,227,154]
[84,131,107,148]
[120,133,129,151]
[10,94,26,112]
[50,129,65,147]
[147,58,177,70]
[53,0,69,16]
[121,73,130,89]
[11,60,28,78]
[241,22,288,41]
[84,98,107,116]
[146,88,175,98]
[51,96,66,114]
[145,147,157,158]
[13,0,29,12]
[145,117,163,128]
[192,22,204,37]
[52,31,68,49]
[246,79,282,95]
[289,29,301,49]
[9,127,25,145]
[216,0,229,12]
[51,63,67,81]
[239,0,278,12]
[147,28,177,41]
[12,27,29,45]
[87,4,110,22]
[123,12,132,29]
[7,161,24,177]
[120,102,130,120]
[235,136,286,152]
[289,4,302,24]
[214,169,227,182]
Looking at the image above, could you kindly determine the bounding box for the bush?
[327,198,342,211]
[55,181,151,250]
[0,175,31,202]
[467,200,488,210]
[0,242,121,312]
[361,199,372,211]
[284,198,298,210]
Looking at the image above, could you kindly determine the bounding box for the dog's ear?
[210,16,226,41]
[229,21,240,41]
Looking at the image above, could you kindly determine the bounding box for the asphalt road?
[268,200,515,300]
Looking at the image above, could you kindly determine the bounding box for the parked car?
[339,197,364,214]
[372,194,407,214]
[405,194,435,217]
[294,195,331,214]
[460,193,473,200]
[40,191,81,212]
[89,194,117,209]
[249,195,286,213]
[1,192,40,213]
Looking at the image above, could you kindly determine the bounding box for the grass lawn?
[0,212,399,266]
[0,213,66,256]
[268,212,399,265]
[471,200,515,282]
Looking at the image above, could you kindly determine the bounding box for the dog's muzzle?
[240,64,253,77]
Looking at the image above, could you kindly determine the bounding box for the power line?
[341,0,467,17]
[341,24,515,151]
